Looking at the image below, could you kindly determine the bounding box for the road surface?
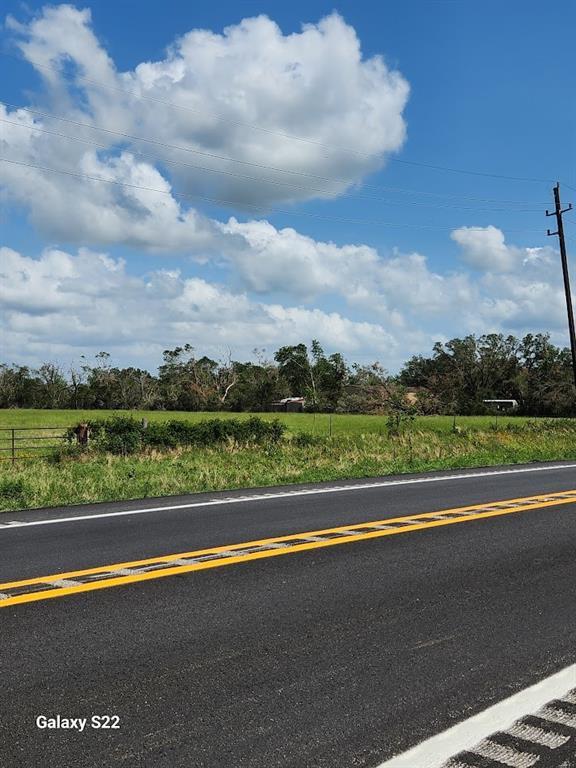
[1,461,575,767]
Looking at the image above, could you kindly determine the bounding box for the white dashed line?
[377,663,576,768]
[369,524,397,530]
[538,706,576,729]
[470,739,539,767]
[168,559,199,566]
[442,762,471,768]
[507,722,570,749]
[560,690,576,705]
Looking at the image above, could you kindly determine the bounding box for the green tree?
[37,363,68,408]
[274,343,314,402]
[226,353,285,412]
[0,365,40,408]
[310,340,348,411]
[517,333,574,415]
[401,334,523,414]
[158,345,199,410]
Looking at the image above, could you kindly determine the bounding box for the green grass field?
[0,408,533,434]
[0,409,574,513]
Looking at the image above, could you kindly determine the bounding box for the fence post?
[75,423,90,446]
[11,428,15,464]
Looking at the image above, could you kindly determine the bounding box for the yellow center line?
[1,489,575,609]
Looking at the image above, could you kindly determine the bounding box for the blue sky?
[1,1,575,371]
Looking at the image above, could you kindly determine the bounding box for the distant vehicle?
[482,399,519,411]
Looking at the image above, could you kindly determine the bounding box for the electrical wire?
[0,117,545,214]
[0,101,549,208]
[0,156,547,235]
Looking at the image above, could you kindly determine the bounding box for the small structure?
[404,387,428,405]
[482,399,519,412]
[270,397,305,413]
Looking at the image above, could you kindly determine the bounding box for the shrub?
[229,417,285,445]
[189,419,228,446]
[386,408,416,437]
[68,416,145,455]
[142,422,179,449]
[67,416,286,454]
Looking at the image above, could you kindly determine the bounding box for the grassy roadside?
[2,423,576,512]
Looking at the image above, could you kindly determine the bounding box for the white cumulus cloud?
[450,227,567,331]
[451,225,522,272]
[0,246,403,369]
[6,5,409,206]
[2,239,570,373]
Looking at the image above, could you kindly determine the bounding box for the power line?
[0,117,544,214]
[389,158,554,183]
[0,51,561,185]
[0,101,548,207]
[0,156,546,236]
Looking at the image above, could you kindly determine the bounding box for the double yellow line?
[2,489,576,609]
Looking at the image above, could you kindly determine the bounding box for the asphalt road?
[1,461,576,767]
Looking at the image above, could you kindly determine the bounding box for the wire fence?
[0,427,68,463]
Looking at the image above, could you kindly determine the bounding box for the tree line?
[2,333,575,416]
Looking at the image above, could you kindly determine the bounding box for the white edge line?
[377,663,576,768]
[2,462,576,531]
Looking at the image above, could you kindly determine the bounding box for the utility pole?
[547,183,576,389]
